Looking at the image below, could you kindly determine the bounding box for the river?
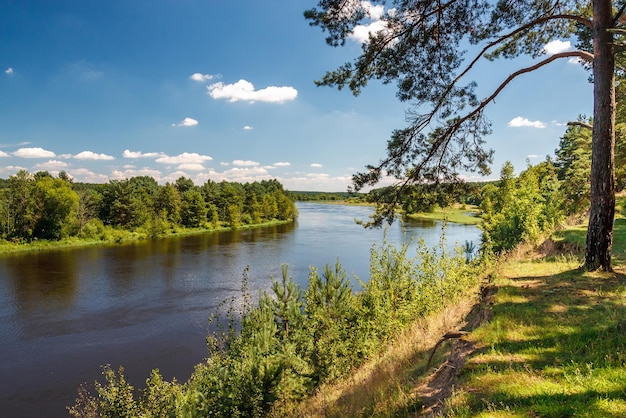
[0,203,480,417]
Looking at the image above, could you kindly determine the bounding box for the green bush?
[70,232,486,417]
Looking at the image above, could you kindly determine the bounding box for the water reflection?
[6,250,79,315]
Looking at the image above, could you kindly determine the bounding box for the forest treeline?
[0,173,297,243]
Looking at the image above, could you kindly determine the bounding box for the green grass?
[444,252,626,417]
[553,217,626,264]
[406,205,482,225]
[294,221,626,417]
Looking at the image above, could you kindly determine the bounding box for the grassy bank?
[292,222,626,416]
[405,205,481,225]
[443,254,626,417]
[316,201,482,225]
[0,219,293,256]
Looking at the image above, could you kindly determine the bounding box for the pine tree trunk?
[585,0,615,271]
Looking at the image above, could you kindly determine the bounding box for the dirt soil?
[413,284,497,416]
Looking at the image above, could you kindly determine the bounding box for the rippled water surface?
[0,203,480,417]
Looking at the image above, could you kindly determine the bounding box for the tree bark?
[585,0,616,271]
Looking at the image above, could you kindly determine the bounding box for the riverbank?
[404,204,481,225]
[292,222,626,416]
[0,218,295,255]
[312,200,482,225]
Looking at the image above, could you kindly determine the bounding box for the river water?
[0,203,480,417]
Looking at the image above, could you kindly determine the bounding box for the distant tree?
[306,0,622,270]
[180,189,207,228]
[76,189,99,237]
[175,176,195,194]
[31,176,79,240]
[154,183,182,225]
[6,170,37,239]
[98,179,149,228]
[556,118,593,214]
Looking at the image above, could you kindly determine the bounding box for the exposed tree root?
[414,283,497,416]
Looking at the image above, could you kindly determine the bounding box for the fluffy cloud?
[74,151,115,160]
[507,116,547,129]
[123,150,164,159]
[232,160,259,167]
[543,40,571,55]
[5,67,14,75]
[349,2,389,43]
[172,117,199,127]
[111,168,163,181]
[190,73,216,82]
[273,162,291,167]
[310,163,323,168]
[13,147,56,158]
[66,168,110,183]
[207,79,297,103]
[156,152,213,165]
[177,163,206,171]
[34,160,69,170]
[0,150,9,157]
[278,173,353,192]
[0,165,27,175]
[243,125,253,130]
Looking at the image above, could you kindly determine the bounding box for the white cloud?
[0,165,27,175]
[507,116,547,129]
[67,168,110,183]
[123,150,164,159]
[190,73,216,82]
[34,160,69,170]
[207,79,297,103]
[74,151,115,160]
[349,2,390,43]
[0,150,9,157]
[220,161,230,166]
[111,168,163,181]
[544,40,571,55]
[273,162,291,167]
[310,163,323,168]
[5,67,14,75]
[13,147,56,158]
[232,159,259,167]
[223,166,271,180]
[527,154,541,159]
[177,163,206,171]
[278,173,353,192]
[156,152,213,165]
[243,125,253,130]
[172,117,199,127]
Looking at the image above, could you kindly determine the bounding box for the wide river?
[0,203,480,417]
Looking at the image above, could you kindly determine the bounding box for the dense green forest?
[0,172,297,244]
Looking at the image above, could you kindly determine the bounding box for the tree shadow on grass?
[447,268,626,417]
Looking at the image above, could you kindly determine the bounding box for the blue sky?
[0,1,593,191]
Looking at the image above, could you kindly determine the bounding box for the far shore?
[0,218,295,256]
[310,200,482,226]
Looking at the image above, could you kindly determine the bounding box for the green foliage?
[0,172,297,244]
[555,118,593,214]
[304,261,359,384]
[481,161,564,254]
[70,231,486,417]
